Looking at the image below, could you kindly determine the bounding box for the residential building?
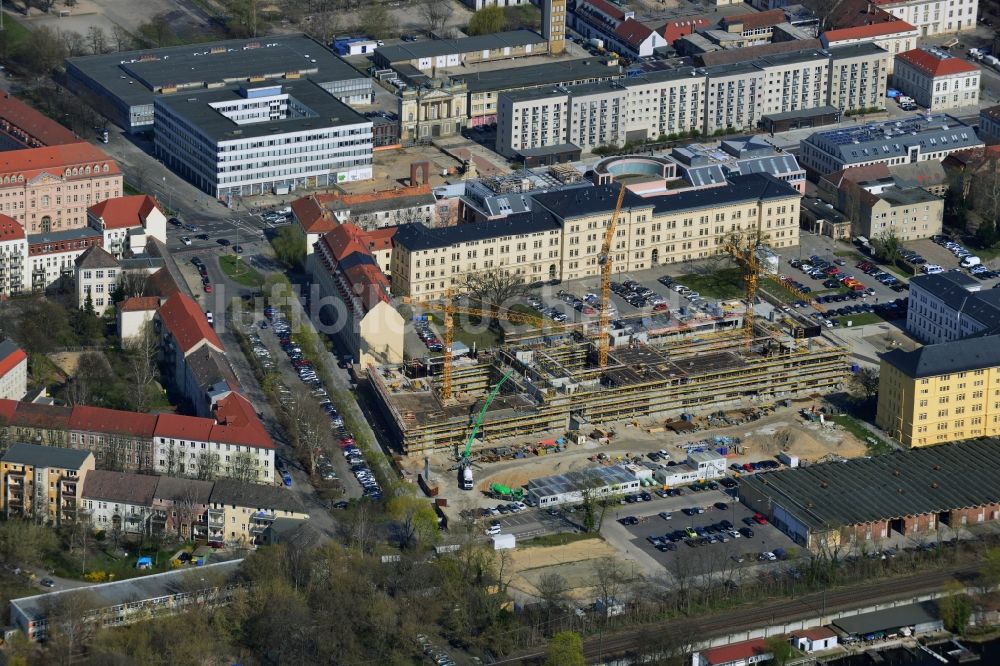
[496,87,571,158]
[942,145,1000,199]
[208,478,309,547]
[87,194,167,259]
[894,48,980,111]
[658,17,712,46]
[74,245,120,315]
[399,80,467,145]
[151,476,213,541]
[65,34,372,132]
[0,443,94,525]
[800,196,852,239]
[798,114,983,174]
[0,340,27,401]
[11,559,244,641]
[836,178,944,241]
[0,142,122,235]
[871,0,978,36]
[452,58,622,128]
[154,80,374,200]
[0,94,79,150]
[82,470,158,535]
[0,213,26,296]
[825,43,890,112]
[981,105,1000,145]
[27,227,104,292]
[820,20,919,69]
[719,9,788,45]
[117,296,160,342]
[373,30,549,72]
[392,173,800,297]
[461,0,531,11]
[877,335,1000,446]
[157,292,234,418]
[312,223,404,366]
[905,271,998,344]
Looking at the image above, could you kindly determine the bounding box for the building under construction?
[368,321,849,455]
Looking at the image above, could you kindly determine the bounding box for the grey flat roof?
[526,465,638,497]
[451,58,622,94]
[828,41,890,60]
[377,30,545,63]
[66,34,366,108]
[877,185,939,206]
[762,105,841,122]
[154,79,368,143]
[801,197,847,223]
[1,442,91,470]
[27,227,101,244]
[394,208,561,251]
[10,559,243,622]
[0,339,22,364]
[805,114,982,165]
[833,601,940,636]
[739,439,1000,531]
[881,333,1000,378]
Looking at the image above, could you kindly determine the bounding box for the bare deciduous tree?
[125,322,159,414]
[459,268,528,313]
[110,23,133,51]
[231,452,261,484]
[86,26,108,54]
[419,0,453,35]
[44,590,99,665]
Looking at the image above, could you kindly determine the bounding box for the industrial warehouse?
[738,439,1000,551]
[368,318,848,454]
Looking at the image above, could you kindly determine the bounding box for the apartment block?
[0,443,95,525]
[82,470,158,535]
[208,478,309,547]
[0,213,26,296]
[850,184,944,242]
[826,43,890,112]
[894,48,980,112]
[877,334,1000,447]
[906,272,997,344]
[820,21,919,71]
[74,245,120,315]
[391,173,800,298]
[496,88,571,158]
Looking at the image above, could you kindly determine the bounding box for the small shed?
[792,626,838,653]
[491,534,515,550]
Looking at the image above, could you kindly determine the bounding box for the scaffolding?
[368,324,849,455]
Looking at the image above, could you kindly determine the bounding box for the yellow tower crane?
[402,292,543,401]
[720,221,766,350]
[598,183,628,370]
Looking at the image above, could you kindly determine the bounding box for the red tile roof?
[295,183,433,235]
[582,0,626,21]
[614,18,654,47]
[0,142,119,184]
[210,393,273,449]
[659,17,711,44]
[292,194,336,234]
[343,262,392,312]
[88,194,160,230]
[147,267,180,299]
[823,20,916,42]
[897,48,979,77]
[0,94,79,147]
[153,412,216,442]
[722,9,784,31]
[795,627,838,640]
[321,222,396,263]
[0,345,26,379]
[3,400,72,429]
[70,405,158,438]
[119,296,160,312]
[157,293,222,355]
[701,639,771,666]
[0,398,17,422]
[0,214,24,242]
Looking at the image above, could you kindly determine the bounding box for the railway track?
[498,564,980,664]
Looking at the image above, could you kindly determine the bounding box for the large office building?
[798,114,983,174]
[66,34,372,133]
[391,173,800,298]
[495,44,888,157]
[894,48,980,112]
[154,80,373,199]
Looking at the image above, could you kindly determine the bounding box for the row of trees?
[468,4,541,35]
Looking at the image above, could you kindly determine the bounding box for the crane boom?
[463,370,514,459]
[598,183,628,369]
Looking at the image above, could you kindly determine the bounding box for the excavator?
[459,370,514,490]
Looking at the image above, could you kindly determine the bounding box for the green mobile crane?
[460,370,513,490]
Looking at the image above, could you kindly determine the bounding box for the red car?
[340,437,356,446]
[203,283,213,293]
[753,513,768,525]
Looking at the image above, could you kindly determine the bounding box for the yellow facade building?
[876,335,1000,447]
[0,442,95,525]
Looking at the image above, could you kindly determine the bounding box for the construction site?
[368,320,849,455]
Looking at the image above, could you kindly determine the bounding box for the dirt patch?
[508,537,621,601]
[745,420,867,462]
[47,351,89,377]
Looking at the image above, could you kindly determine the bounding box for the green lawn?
[450,314,501,350]
[123,182,142,196]
[1,15,32,50]
[833,312,883,327]
[676,268,746,300]
[45,543,184,581]
[830,414,894,455]
[522,532,599,548]
[219,255,264,287]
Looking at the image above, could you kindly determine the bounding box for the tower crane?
[720,220,766,350]
[598,183,628,370]
[459,369,514,490]
[402,292,542,401]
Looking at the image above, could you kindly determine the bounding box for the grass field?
[219,255,264,288]
[831,414,894,455]
[676,268,745,299]
[833,312,883,327]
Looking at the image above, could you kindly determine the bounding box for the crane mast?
[598,183,628,370]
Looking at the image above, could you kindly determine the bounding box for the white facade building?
[0,340,27,402]
[154,81,373,199]
[0,214,27,297]
[894,48,980,112]
[820,21,919,72]
[905,272,997,344]
[872,0,978,36]
[74,246,120,315]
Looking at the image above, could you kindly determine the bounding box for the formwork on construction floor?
[367,322,849,455]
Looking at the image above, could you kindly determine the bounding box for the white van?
[923,264,943,274]
[961,256,982,268]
